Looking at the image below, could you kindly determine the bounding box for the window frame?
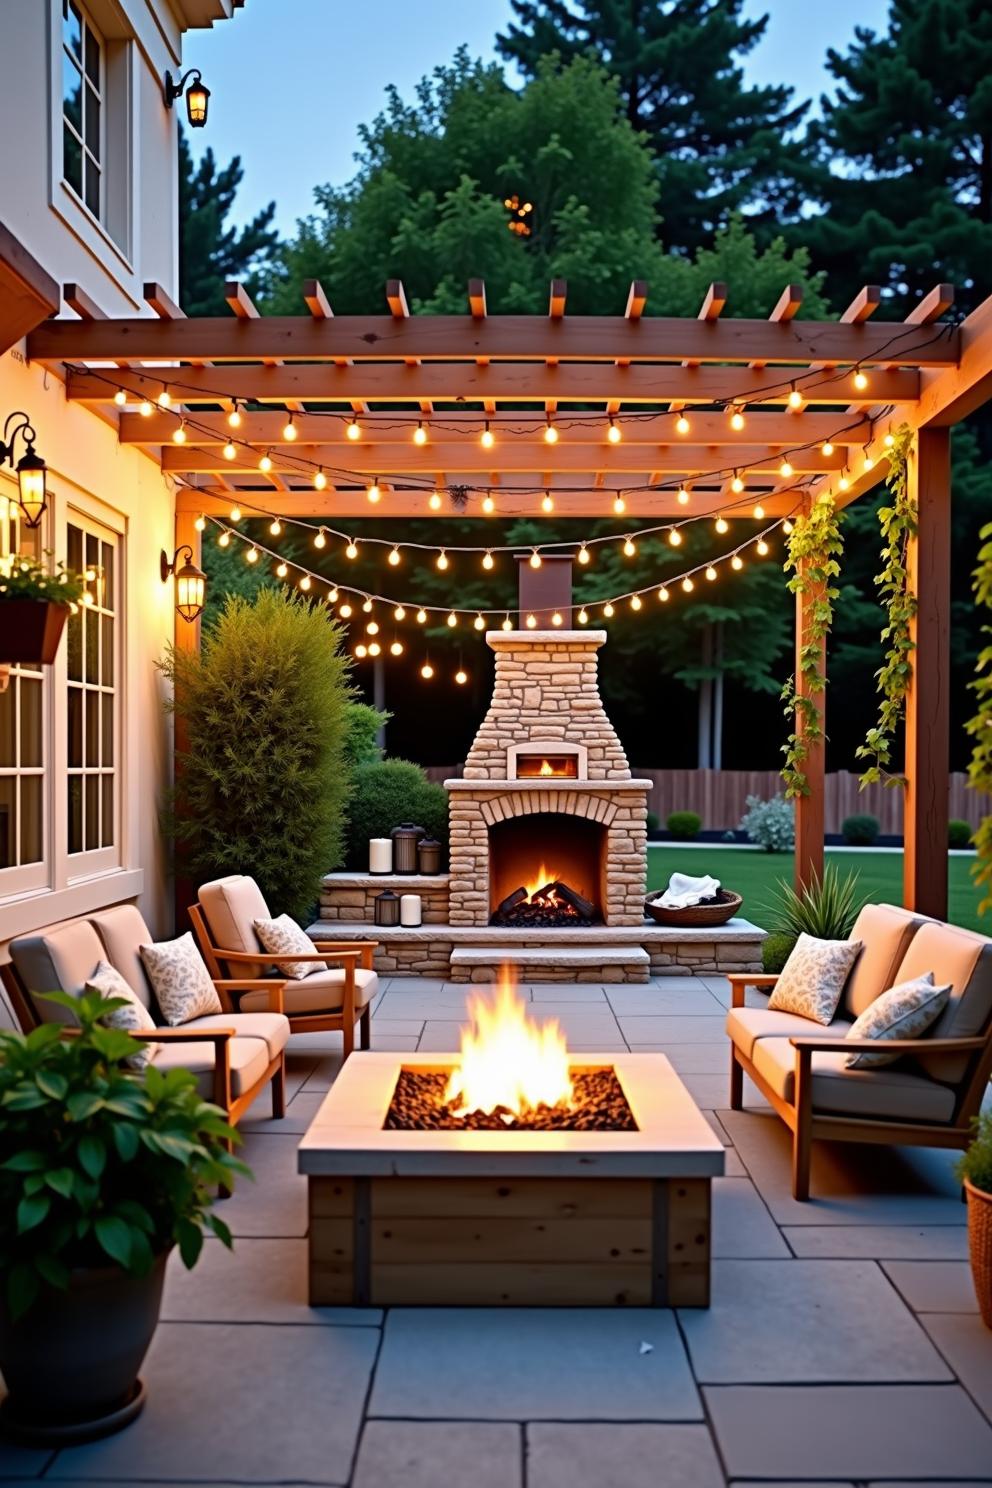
[61,0,105,223]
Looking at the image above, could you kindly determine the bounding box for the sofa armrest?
[312,940,378,971]
[789,1034,987,1055]
[213,979,287,1015]
[218,949,342,967]
[727,973,779,1008]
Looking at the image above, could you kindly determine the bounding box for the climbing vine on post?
[856,426,915,787]
[780,492,844,798]
[965,521,992,914]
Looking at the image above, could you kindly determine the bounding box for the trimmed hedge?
[342,759,449,869]
[667,810,702,840]
[841,813,880,846]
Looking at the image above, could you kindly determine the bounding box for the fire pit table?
[298,1050,724,1308]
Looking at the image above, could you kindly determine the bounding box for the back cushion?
[893,921,992,1084]
[842,903,931,1018]
[89,905,155,1013]
[198,876,271,977]
[9,920,107,1025]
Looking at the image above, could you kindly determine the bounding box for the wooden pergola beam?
[65,362,923,407]
[750,283,803,370]
[0,222,59,355]
[121,408,868,448]
[303,278,365,415]
[27,314,960,365]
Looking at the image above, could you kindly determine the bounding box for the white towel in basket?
[657,871,722,909]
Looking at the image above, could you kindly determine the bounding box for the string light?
[731,472,745,493]
[603,602,615,618]
[542,491,554,513]
[501,615,512,631]
[390,640,404,656]
[623,536,637,557]
[229,505,242,522]
[362,597,373,613]
[529,550,542,569]
[368,641,381,657]
[482,550,495,570]
[114,388,127,407]
[474,614,485,630]
[862,448,875,472]
[658,586,670,602]
[753,503,765,520]
[706,565,717,581]
[883,432,895,449]
[388,547,401,566]
[227,403,242,429]
[613,495,626,514]
[246,547,258,564]
[677,485,689,505]
[756,539,770,556]
[347,416,362,441]
[481,420,494,449]
[314,528,327,548]
[788,384,803,410]
[366,620,379,634]
[276,561,288,578]
[269,519,282,536]
[139,399,153,418]
[218,530,230,547]
[607,416,621,444]
[821,441,834,457]
[715,516,729,535]
[544,415,558,445]
[436,549,449,571]
[577,608,589,624]
[283,415,297,441]
[394,605,406,621]
[339,601,353,617]
[194,515,206,533]
[421,662,434,679]
[314,468,327,491]
[259,452,273,473]
[416,608,427,624]
[346,540,358,559]
[223,440,237,461]
[367,479,381,504]
[630,594,642,611]
[682,576,694,593]
[356,644,368,659]
[413,420,428,446]
[779,459,793,478]
[157,388,171,408]
[482,494,495,514]
[172,421,187,444]
[838,475,850,492]
[455,668,468,684]
[300,575,311,592]
[853,367,869,391]
[329,588,339,602]
[551,611,564,625]
[526,613,538,628]
[730,406,745,432]
[731,554,743,570]
[675,414,690,436]
[429,492,443,511]
[668,528,682,546]
[578,544,590,565]
[447,611,458,626]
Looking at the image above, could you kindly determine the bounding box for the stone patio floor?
[3,973,992,1486]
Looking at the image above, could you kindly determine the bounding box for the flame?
[444,971,574,1117]
[521,860,559,901]
[539,758,554,776]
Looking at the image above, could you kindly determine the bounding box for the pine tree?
[178,128,280,316]
[496,0,811,255]
[804,0,992,311]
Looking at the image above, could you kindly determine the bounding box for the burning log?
[491,879,599,927]
[543,880,596,921]
[495,886,529,917]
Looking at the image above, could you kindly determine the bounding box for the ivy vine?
[855,425,916,787]
[780,492,844,798]
[965,521,992,914]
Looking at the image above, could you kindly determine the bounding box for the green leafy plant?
[856,426,916,787]
[0,553,87,606]
[949,819,974,850]
[161,588,355,919]
[0,990,248,1321]
[762,931,797,975]
[958,1112,992,1195]
[646,811,660,833]
[841,813,880,847]
[342,702,389,767]
[667,810,702,840]
[343,759,449,869]
[781,493,844,797]
[739,793,794,853]
[765,865,868,942]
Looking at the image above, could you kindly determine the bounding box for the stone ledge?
[451,944,649,968]
[307,917,765,945]
[321,872,450,889]
[445,778,653,792]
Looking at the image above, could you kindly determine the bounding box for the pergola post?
[171,509,202,932]
[903,427,951,918]
[794,508,826,894]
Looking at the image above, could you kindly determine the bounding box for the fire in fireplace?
[489,813,605,925]
[516,754,579,779]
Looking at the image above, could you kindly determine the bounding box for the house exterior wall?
[0,0,238,1027]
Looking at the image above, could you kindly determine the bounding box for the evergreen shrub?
[667,810,702,840]
[161,589,354,920]
[841,813,880,846]
[343,759,449,869]
[949,819,974,849]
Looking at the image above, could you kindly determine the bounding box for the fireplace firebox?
[489,813,605,925]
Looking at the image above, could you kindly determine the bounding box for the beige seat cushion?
[90,904,157,1014]
[238,967,378,1015]
[751,1035,956,1124]
[841,903,931,1018]
[9,920,107,1024]
[181,1011,289,1061]
[891,921,992,1084]
[151,1035,270,1101]
[727,1005,852,1060]
[198,876,271,978]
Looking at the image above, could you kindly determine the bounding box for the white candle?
[369,838,392,874]
[400,894,422,926]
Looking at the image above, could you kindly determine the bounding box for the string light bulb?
[259,452,273,473]
[658,586,670,602]
[388,547,401,566]
[139,399,153,418]
[715,516,729,535]
[329,588,339,603]
[525,613,537,629]
[501,615,512,631]
[668,527,682,546]
[416,608,427,624]
[436,550,449,571]
[355,644,368,659]
[421,662,434,679]
[482,551,495,570]
[788,384,803,410]
[731,472,745,493]
[838,475,850,492]
[314,528,327,548]
[194,514,206,533]
[884,432,895,449]
[753,503,765,520]
[474,614,485,631]
[393,605,406,621]
[300,575,311,592]
[283,415,297,441]
[218,530,230,548]
[613,495,626,514]
[481,420,494,449]
[542,491,554,513]
[529,550,542,569]
[339,602,352,617]
[578,544,590,565]
[390,640,403,656]
[223,440,236,461]
[779,459,793,478]
[482,494,495,514]
[347,416,361,441]
[413,420,428,446]
[677,485,690,505]
[447,611,457,627]
[675,413,690,435]
[157,388,171,409]
[607,416,621,444]
[269,519,282,536]
[366,620,379,635]
[246,547,258,564]
[783,518,794,534]
[682,577,694,593]
[731,554,743,571]
[543,415,558,445]
[757,539,770,556]
[455,668,468,685]
[603,602,615,618]
[172,421,187,444]
[114,388,127,407]
[429,492,443,511]
[229,505,242,522]
[227,404,242,429]
[821,441,834,457]
[863,449,875,472]
[551,611,564,626]
[706,565,717,582]
[853,368,869,391]
[623,536,636,557]
[577,608,589,624]
[314,468,327,491]
[345,540,358,559]
[730,406,745,432]
[630,594,642,611]
[362,597,373,613]
[276,562,288,578]
[368,641,381,657]
[367,479,381,504]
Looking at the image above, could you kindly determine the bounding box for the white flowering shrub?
[739,794,795,853]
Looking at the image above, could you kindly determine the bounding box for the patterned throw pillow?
[768,933,863,1026]
[140,932,222,1026]
[844,973,951,1070]
[253,915,326,980]
[87,960,159,1069]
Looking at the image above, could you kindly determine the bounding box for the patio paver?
[352,1422,521,1488]
[526,1424,724,1488]
[784,1224,970,1259]
[883,1260,979,1312]
[918,1313,992,1419]
[161,1236,382,1327]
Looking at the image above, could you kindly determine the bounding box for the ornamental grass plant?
[765,864,868,944]
[162,589,354,920]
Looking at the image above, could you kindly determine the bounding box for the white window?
[61,0,103,220]
[0,501,46,894]
[66,516,119,871]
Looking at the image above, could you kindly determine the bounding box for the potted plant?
[958,1112,992,1328]
[0,990,249,1444]
[0,553,87,666]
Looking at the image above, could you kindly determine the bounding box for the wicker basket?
[965,1180,992,1329]
[643,888,743,928]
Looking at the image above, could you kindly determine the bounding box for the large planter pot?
[0,599,70,665]
[0,1251,168,1445]
[965,1179,992,1329]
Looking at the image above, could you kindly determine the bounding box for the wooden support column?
[794,512,826,894]
[171,508,202,933]
[903,426,951,917]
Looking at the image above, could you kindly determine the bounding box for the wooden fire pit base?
[298,1053,724,1308]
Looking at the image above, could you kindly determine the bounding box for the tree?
[803,0,992,311]
[496,0,812,256]
[178,128,280,316]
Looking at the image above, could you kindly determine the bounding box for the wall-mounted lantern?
[164,68,211,128]
[161,545,206,623]
[0,413,48,528]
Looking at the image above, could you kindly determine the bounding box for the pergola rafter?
[25,274,992,916]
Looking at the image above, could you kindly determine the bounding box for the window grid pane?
[0,501,45,873]
[67,518,118,861]
[61,3,102,219]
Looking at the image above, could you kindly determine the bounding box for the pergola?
[26,274,992,920]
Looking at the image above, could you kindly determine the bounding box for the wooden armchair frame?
[727,973,992,1201]
[0,963,285,1129]
[188,903,378,1057]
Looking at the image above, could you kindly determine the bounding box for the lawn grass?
[646,845,987,933]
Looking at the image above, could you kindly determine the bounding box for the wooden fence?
[425,767,992,835]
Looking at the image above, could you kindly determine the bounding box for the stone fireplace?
[445,627,650,928]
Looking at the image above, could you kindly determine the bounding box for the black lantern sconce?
[0,412,48,528]
[161,545,207,623]
[163,68,211,128]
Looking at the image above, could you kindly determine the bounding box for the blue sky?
[186,0,891,237]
